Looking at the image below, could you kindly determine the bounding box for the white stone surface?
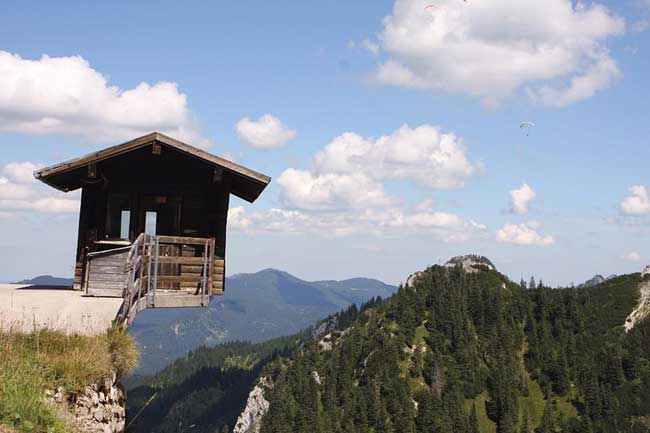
[233,378,272,433]
[625,278,650,333]
[641,265,650,278]
[0,284,122,335]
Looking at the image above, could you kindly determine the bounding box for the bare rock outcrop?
[233,378,272,433]
[46,371,126,433]
[311,315,338,340]
[406,255,496,288]
[642,265,650,278]
[625,269,650,332]
[405,271,423,288]
[444,255,496,273]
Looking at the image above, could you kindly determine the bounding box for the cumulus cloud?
[228,205,486,241]
[622,251,641,262]
[235,114,297,148]
[0,161,79,215]
[496,221,555,246]
[0,51,213,147]
[277,169,393,211]
[621,185,650,215]
[510,182,536,214]
[368,0,624,107]
[237,123,484,241]
[313,124,476,190]
[227,206,252,230]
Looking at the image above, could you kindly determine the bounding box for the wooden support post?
[201,239,208,306]
[151,236,159,308]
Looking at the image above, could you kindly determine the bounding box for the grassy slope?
[0,326,138,433]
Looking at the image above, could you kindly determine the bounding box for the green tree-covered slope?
[259,262,650,433]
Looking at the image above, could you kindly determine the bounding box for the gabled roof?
[34,132,271,202]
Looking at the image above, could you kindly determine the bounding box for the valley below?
[124,256,650,433]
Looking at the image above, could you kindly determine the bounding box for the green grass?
[462,379,580,433]
[0,326,138,433]
[464,392,496,433]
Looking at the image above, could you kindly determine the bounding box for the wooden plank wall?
[85,250,128,298]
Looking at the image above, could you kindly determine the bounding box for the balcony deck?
[83,233,223,325]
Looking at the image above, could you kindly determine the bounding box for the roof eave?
[33,132,272,200]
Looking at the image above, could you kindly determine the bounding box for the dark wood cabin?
[34,132,270,323]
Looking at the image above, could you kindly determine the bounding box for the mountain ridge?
[130,268,396,373]
[126,258,650,433]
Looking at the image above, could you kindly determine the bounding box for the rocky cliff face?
[625,269,650,332]
[444,255,495,273]
[47,371,126,433]
[233,378,272,433]
[406,255,496,288]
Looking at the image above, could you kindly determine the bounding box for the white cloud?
[0,51,213,147]
[228,205,486,241]
[0,161,79,214]
[621,185,650,215]
[361,39,380,55]
[496,221,555,246]
[530,53,621,107]
[237,123,484,241]
[277,169,394,211]
[510,182,536,214]
[314,124,476,190]
[235,114,297,148]
[368,0,624,107]
[227,207,252,230]
[622,251,641,262]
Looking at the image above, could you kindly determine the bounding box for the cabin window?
[120,211,131,240]
[106,194,131,239]
[145,211,157,235]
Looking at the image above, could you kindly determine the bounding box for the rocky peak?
[642,265,650,278]
[578,274,617,288]
[443,255,496,273]
[406,255,496,288]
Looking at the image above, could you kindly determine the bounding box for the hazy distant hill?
[577,273,617,288]
[130,269,396,373]
[15,275,74,286]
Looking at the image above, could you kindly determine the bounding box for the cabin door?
[138,194,181,237]
[139,194,181,289]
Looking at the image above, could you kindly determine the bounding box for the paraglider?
[520,121,535,136]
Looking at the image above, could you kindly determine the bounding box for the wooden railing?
[115,234,217,326]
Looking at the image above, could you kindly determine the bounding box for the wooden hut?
[34,132,270,323]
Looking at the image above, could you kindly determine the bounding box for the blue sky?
[0,0,649,285]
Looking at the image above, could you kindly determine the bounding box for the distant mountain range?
[15,275,74,286]
[130,269,397,373]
